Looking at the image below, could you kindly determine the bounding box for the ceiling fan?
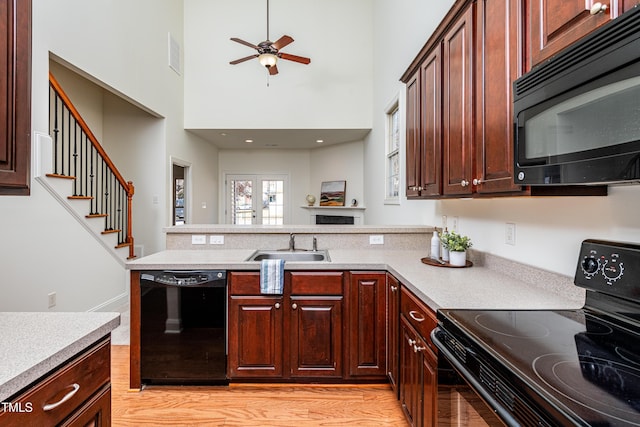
[229,0,311,76]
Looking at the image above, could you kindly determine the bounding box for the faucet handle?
[312,236,318,251]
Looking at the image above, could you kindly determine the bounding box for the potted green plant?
[441,231,472,266]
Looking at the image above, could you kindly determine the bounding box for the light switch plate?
[369,235,384,245]
[210,235,224,245]
[191,235,206,245]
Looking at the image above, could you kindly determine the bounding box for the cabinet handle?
[409,310,426,322]
[590,2,608,15]
[407,337,416,346]
[460,180,469,187]
[472,178,483,185]
[43,383,80,411]
[275,303,280,309]
[413,344,427,353]
[292,303,298,310]
[390,285,398,292]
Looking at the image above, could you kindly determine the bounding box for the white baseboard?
[89,292,129,313]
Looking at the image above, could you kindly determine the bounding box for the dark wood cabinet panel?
[474,0,523,194]
[442,5,475,196]
[348,272,386,378]
[228,295,284,378]
[418,49,443,197]
[386,274,400,393]
[406,72,422,198]
[0,0,31,195]
[289,296,343,378]
[399,287,439,427]
[527,0,619,70]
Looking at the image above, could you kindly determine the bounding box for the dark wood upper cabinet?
[526,0,620,70]
[1,0,31,195]
[442,5,475,196]
[474,0,523,194]
[419,49,442,197]
[405,72,422,198]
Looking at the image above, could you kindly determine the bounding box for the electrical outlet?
[191,235,206,245]
[48,292,56,308]
[210,235,224,245]
[369,235,384,245]
[452,217,459,232]
[505,223,516,245]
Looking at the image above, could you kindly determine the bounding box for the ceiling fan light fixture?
[258,53,278,67]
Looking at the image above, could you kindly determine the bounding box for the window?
[385,101,400,203]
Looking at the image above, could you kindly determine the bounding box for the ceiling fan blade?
[230,37,259,50]
[272,35,294,51]
[268,64,279,75]
[279,53,311,65]
[230,54,258,65]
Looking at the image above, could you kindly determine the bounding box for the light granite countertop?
[163,224,434,234]
[0,312,120,402]
[126,249,586,311]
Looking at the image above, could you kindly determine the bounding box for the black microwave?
[513,6,640,186]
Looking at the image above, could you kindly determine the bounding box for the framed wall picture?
[320,181,346,206]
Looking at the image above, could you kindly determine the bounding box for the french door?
[226,174,287,225]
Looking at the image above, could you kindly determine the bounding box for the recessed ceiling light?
[220,132,227,137]
[316,139,324,144]
[245,139,253,143]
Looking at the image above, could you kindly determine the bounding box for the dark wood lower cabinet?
[0,338,112,427]
[290,296,342,378]
[228,271,345,381]
[386,273,400,393]
[348,272,386,379]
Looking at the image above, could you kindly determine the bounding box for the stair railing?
[48,72,135,259]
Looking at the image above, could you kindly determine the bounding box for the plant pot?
[449,250,466,267]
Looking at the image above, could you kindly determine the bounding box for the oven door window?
[518,73,640,165]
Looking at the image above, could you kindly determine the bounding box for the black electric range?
[432,239,640,426]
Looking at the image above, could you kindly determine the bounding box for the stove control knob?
[581,257,600,276]
[602,260,624,284]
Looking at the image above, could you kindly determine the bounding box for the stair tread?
[46,173,76,180]
[86,213,108,218]
[68,195,93,200]
[101,229,121,235]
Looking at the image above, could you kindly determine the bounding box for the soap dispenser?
[430,231,440,260]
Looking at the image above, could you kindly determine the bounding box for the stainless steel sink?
[246,249,330,262]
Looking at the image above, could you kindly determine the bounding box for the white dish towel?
[260,259,285,294]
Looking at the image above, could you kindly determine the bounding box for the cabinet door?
[228,296,284,378]
[419,48,443,197]
[400,317,421,426]
[527,0,619,69]
[419,341,438,427]
[386,274,400,394]
[59,385,111,427]
[474,0,523,194]
[443,5,475,196]
[289,296,343,378]
[0,0,31,195]
[406,71,422,198]
[348,272,386,378]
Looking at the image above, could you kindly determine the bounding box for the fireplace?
[315,215,355,225]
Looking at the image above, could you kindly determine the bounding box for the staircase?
[38,72,135,262]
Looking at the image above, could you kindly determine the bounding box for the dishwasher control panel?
[140,270,226,287]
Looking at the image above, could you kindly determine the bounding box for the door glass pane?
[174,178,185,225]
[261,180,284,225]
[231,179,253,225]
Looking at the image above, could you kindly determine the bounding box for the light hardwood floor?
[111,345,408,426]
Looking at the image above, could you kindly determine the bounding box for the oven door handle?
[431,328,520,427]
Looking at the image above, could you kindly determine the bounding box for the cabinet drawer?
[229,271,261,295]
[0,338,110,427]
[401,287,437,353]
[290,271,344,295]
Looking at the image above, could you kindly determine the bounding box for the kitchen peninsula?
[126,224,585,425]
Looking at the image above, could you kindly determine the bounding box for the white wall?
[310,141,364,208]
[184,0,373,130]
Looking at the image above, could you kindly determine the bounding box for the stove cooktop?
[440,308,640,426]
[434,240,640,427]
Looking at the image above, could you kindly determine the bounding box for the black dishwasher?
[139,270,228,385]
